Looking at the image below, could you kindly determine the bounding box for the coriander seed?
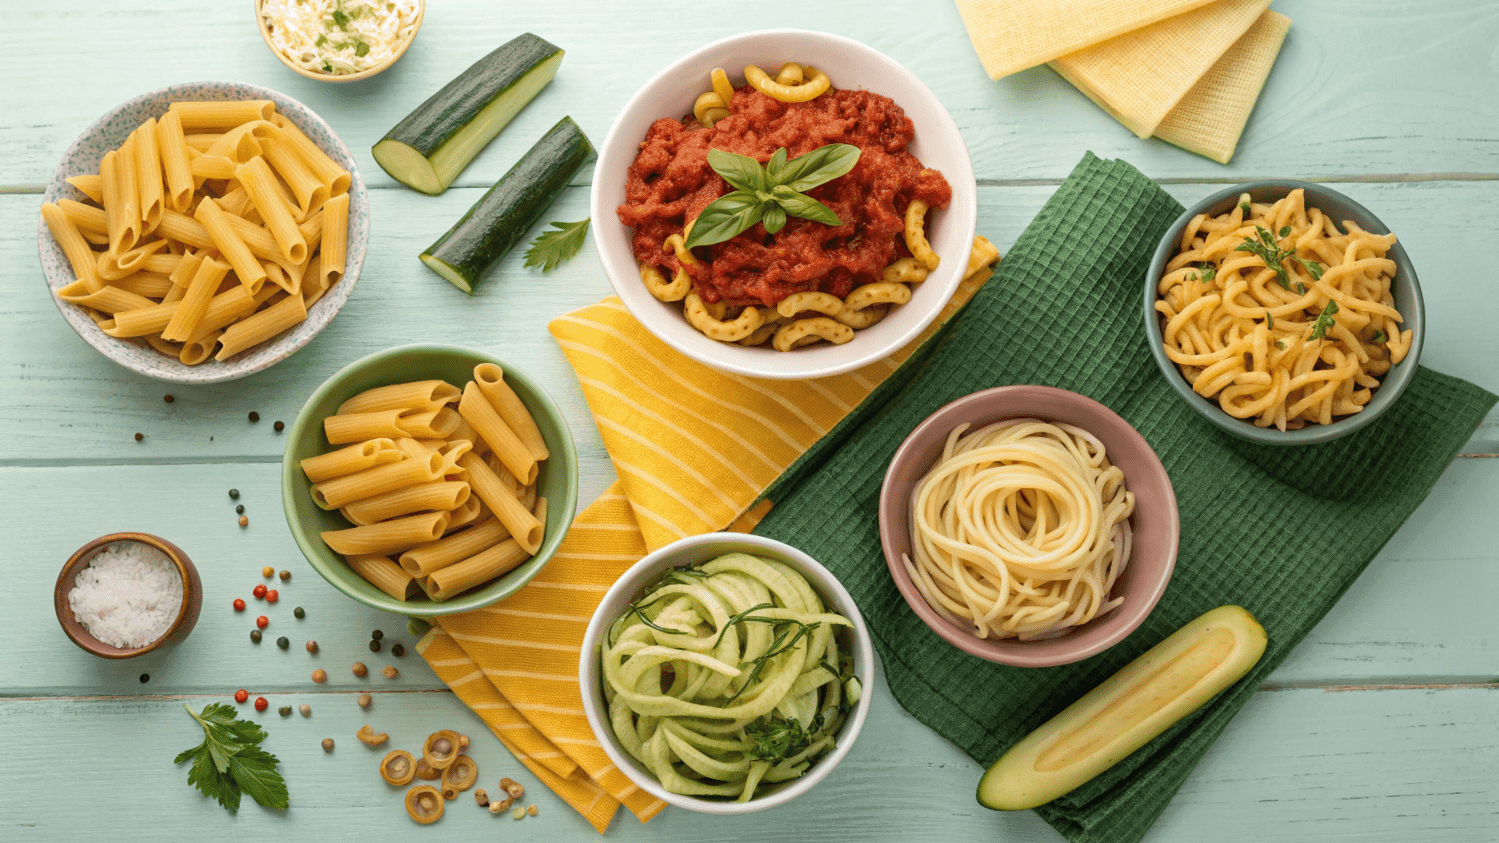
[306,640,318,653]
[382,665,398,679]
[262,566,274,578]
[322,738,334,752]
[279,569,290,581]
[300,704,311,717]
[352,662,367,677]
[312,668,327,683]
[358,694,372,708]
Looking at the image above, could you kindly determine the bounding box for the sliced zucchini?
[977,605,1267,811]
[373,33,564,195]
[420,117,594,294]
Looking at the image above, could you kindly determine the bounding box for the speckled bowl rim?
[38,80,369,384]
[591,28,978,380]
[1144,180,1425,445]
[54,532,202,659]
[280,343,580,618]
[578,533,875,814]
[253,0,425,83]
[878,386,1180,668]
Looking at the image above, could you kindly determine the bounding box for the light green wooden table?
[4,2,1497,840]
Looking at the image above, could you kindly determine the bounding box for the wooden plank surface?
[4,0,1498,841]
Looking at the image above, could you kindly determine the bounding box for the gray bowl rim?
[1143,179,1425,445]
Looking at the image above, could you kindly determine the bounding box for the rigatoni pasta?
[300,367,553,601]
[40,99,351,365]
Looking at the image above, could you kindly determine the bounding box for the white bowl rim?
[590,28,978,380]
[578,532,876,814]
[37,80,368,384]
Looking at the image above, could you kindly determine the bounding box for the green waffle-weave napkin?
[753,153,1497,843]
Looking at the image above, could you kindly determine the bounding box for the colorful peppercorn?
[256,615,269,629]
[352,662,367,677]
[312,669,327,683]
[266,589,279,603]
[233,598,245,612]
[238,515,249,527]
[279,706,292,717]
[253,584,267,599]
[306,640,319,653]
[254,696,268,712]
[279,570,291,581]
[262,566,274,578]
[234,689,249,703]
[276,637,289,650]
[293,606,306,619]
[229,489,239,499]
[250,629,262,643]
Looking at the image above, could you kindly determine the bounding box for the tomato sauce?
[617,87,952,307]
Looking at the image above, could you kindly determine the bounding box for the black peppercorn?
[371,629,384,640]
[249,411,260,422]
[163,395,174,404]
[368,640,381,653]
[390,643,405,657]
[235,504,245,514]
[293,606,306,619]
[274,420,285,432]
[134,432,143,441]
[250,629,262,643]
[277,636,290,650]
[229,489,240,499]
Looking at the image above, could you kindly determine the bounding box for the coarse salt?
[67,541,184,648]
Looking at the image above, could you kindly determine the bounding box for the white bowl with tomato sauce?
[591,29,978,380]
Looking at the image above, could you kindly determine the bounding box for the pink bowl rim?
[878,385,1180,667]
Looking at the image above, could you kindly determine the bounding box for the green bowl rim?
[280,342,579,617]
[1143,179,1425,446]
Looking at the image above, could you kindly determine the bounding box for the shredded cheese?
[260,0,421,76]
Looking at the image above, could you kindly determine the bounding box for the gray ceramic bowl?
[878,386,1179,668]
[1144,180,1424,445]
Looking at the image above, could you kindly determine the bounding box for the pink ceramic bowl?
[878,386,1179,667]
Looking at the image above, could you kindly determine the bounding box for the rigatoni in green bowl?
[281,343,577,617]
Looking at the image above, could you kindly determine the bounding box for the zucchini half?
[420,117,594,294]
[373,33,564,195]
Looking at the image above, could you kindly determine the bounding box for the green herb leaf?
[1275,340,1287,350]
[1265,310,1274,330]
[354,39,370,58]
[177,703,287,814]
[1296,281,1307,295]
[1239,200,1252,215]
[706,149,769,193]
[314,34,327,47]
[686,143,860,250]
[774,143,861,193]
[1279,225,1292,238]
[1198,262,1216,281]
[330,8,350,29]
[685,190,767,249]
[1371,329,1389,343]
[1309,300,1340,340]
[523,218,590,274]
[1293,256,1324,280]
[744,716,813,763]
[761,203,788,234]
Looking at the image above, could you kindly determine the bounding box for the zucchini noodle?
[904,419,1135,641]
[601,553,856,800]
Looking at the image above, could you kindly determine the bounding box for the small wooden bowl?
[55,533,202,659]
[255,0,425,83]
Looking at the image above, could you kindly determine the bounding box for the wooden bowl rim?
[54,532,198,659]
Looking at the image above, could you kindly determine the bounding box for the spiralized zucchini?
[601,553,856,800]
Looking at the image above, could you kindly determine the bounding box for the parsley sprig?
[684,144,860,250]
[745,714,817,763]
[1234,225,1324,291]
[174,702,288,813]
[524,218,590,273]
[1309,300,1340,340]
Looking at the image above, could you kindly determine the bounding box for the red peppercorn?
[266,589,279,604]
[253,584,268,599]
[233,598,246,612]
[254,696,268,712]
[256,615,269,629]
[234,689,249,703]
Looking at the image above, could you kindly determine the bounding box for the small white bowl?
[590,29,978,380]
[579,533,875,814]
[38,81,369,384]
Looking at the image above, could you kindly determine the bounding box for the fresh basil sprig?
[684,144,860,250]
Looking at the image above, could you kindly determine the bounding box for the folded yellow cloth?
[418,240,999,831]
[955,0,1218,79]
[1048,0,1270,138]
[1154,10,1292,162]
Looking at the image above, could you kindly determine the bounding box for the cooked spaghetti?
[1156,189,1411,430]
[904,420,1135,641]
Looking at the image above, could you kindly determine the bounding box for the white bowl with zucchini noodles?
[579,532,874,814]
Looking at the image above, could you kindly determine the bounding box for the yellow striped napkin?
[417,239,998,831]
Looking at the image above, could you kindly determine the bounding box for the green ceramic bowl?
[1144,180,1424,445]
[281,344,578,617]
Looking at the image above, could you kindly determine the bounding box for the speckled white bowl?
[591,29,978,380]
[38,81,368,384]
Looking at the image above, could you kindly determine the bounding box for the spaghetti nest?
[905,420,1135,641]
[1157,189,1411,430]
[601,553,856,800]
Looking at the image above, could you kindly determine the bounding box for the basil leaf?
[761,204,787,234]
[774,191,842,227]
[764,147,789,183]
[776,143,861,192]
[685,191,766,249]
[706,149,768,193]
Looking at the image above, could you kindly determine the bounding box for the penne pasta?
[67,174,105,204]
[194,197,269,291]
[215,292,306,359]
[155,109,195,212]
[134,117,165,230]
[346,554,422,602]
[444,495,485,531]
[320,192,348,289]
[56,281,156,315]
[262,135,329,218]
[342,480,470,527]
[457,381,537,485]
[395,407,460,439]
[423,539,529,602]
[107,284,255,339]
[324,408,417,445]
[456,451,543,554]
[473,363,549,461]
[312,449,444,510]
[299,438,402,484]
[398,518,513,577]
[265,115,351,195]
[40,203,103,293]
[236,156,308,264]
[338,380,461,415]
[169,100,275,132]
[321,510,450,556]
[161,254,230,342]
[100,150,138,255]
